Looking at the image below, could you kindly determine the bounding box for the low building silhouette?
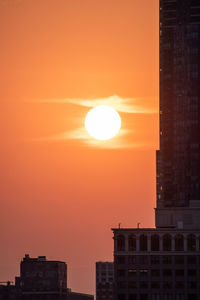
[0,281,21,300]
[0,254,94,300]
[17,254,67,300]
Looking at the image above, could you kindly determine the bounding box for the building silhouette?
[156,0,200,229]
[96,262,114,300]
[112,1,200,300]
[0,255,94,300]
[0,281,21,300]
[17,254,67,300]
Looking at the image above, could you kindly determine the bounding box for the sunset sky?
[0,0,159,294]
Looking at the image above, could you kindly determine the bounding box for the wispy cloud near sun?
[36,95,156,114]
[31,95,157,148]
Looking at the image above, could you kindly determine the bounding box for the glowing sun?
[85,105,121,140]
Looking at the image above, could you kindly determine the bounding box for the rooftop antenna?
[118,223,121,229]
[137,222,140,229]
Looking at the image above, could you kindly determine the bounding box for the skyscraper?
[112,1,200,299]
[156,0,200,228]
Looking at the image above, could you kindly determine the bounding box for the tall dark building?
[156,0,200,228]
[112,1,200,300]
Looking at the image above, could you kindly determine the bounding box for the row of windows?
[117,281,197,289]
[96,278,113,283]
[117,269,196,277]
[96,291,113,296]
[116,234,198,251]
[96,271,113,276]
[118,294,197,300]
[116,255,198,265]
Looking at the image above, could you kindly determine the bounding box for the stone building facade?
[112,228,200,300]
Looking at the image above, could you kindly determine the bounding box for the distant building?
[17,254,67,300]
[0,254,94,300]
[96,262,114,300]
[68,289,94,300]
[0,281,21,300]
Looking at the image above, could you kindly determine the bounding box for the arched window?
[139,234,147,251]
[163,234,172,251]
[128,235,136,251]
[151,234,160,251]
[175,234,184,251]
[117,235,125,251]
[187,234,196,251]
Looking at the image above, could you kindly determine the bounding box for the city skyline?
[0,0,159,294]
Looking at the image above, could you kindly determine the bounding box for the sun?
[85,105,121,140]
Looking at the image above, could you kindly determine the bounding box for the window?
[117,235,125,251]
[128,282,137,289]
[118,281,126,289]
[117,269,125,277]
[175,270,184,276]
[187,256,196,264]
[151,235,160,251]
[163,234,172,251]
[151,270,160,277]
[187,234,196,251]
[151,282,160,289]
[140,270,148,276]
[109,277,113,282]
[188,282,197,289]
[140,235,147,251]
[140,295,148,300]
[116,256,125,264]
[128,255,137,264]
[129,294,137,300]
[152,295,162,300]
[174,256,184,264]
[118,294,125,300]
[163,269,172,277]
[163,256,172,264]
[175,295,184,300]
[151,256,160,264]
[188,269,196,276]
[128,235,136,251]
[140,281,148,289]
[163,282,172,289]
[175,235,184,251]
[187,295,197,300]
[139,256,148,264]
[128,269,137,277]
[175,282,184,289]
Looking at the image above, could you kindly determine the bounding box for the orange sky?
[0,0,159,294]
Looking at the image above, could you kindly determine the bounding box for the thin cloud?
[33,95,157,114]
[36,128,132,149]
[30,95,157,148]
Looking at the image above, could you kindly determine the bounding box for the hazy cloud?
[30,95,157,148]
[34,95,157,114]
[35,128,133,149]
